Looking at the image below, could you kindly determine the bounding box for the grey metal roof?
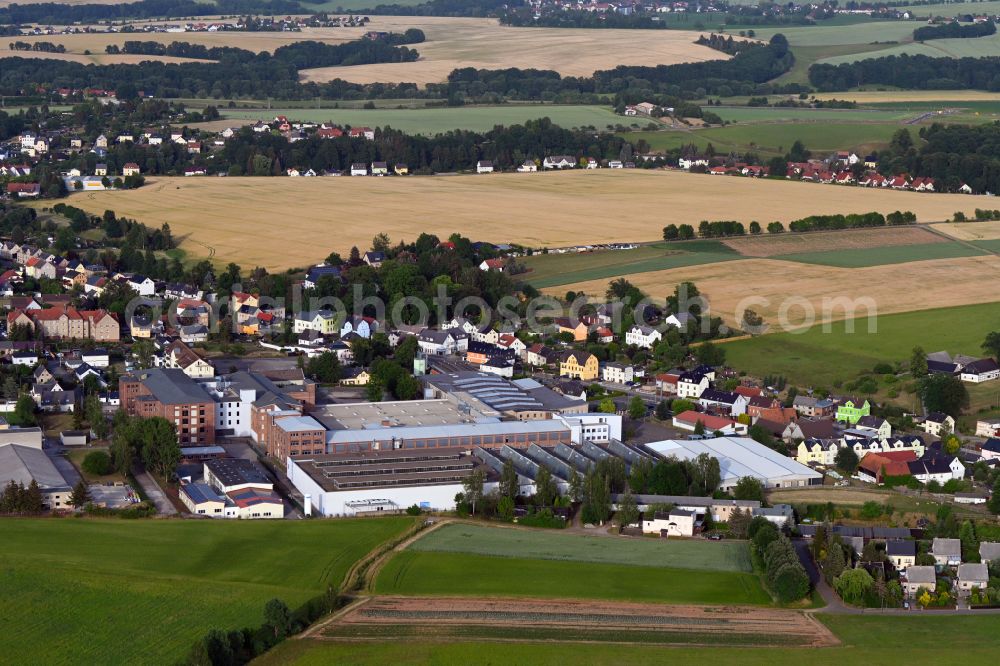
[129,368,211,405]
[0,444,69,491]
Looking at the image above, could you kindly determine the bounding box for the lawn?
[257,614,1000,665]
[375,550,770,605]
[0,517,413,664]
[67,446,125,484]
[524,240,740,289]
[410,524,753,571]
[773,241,986,267]
[721,301,1000,387]
[219,104,622,135]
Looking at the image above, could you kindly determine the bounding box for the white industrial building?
[644,437,823,490]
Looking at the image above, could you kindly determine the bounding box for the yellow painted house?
[559,350,598,381]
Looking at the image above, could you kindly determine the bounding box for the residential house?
[417,328,468,355]
[856,415,891,440]
[122,163,141,177]
[931,538,962,566]
[363,251,385,268]
[664,312,694,329]
[164,340,214,379]
[792,395,836,418]
[835,398,870,424]
[553,317,589,342]
[908,456,965,484]
[479,258,505,272]
[960,358,1000,383]
[340,367,370,386]
[923,412,955,437]
[783,417,834,443]
[476,160,494,174]
[903,566,937,597]
[601,362,634,385]
[857,451,916,484]
[350,163,368,176]
[641,508,704,537]
[10,307,119,342]
[671,410,747,436]
[957,563,989,594]
[625,325,662,349]
[976,420,1000,438]
[294,310,339,336]
[130,314,152,339]
[371,162,388,176]
[496,334,526,359]
[525,343,554,367]
[676,370,710,399]
[979,542,1000,564]
[125,274,156,296]
[543,155,576,169]
[887,540,917,572]
[697,389,749,417]
[981,438,1000,461]
[340,316,377,339]
[559,350,598,381]
[517,160,538,173]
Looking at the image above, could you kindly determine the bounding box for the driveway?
[132,468,177,515]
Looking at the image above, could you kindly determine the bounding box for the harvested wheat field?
[317,596,837,648]
[297,17,729,84]
[722,226,945,257]
[68,171,990,270]
[931,220,1000,241]
[0,49,212,65]
[547,254,1000,328]
[767,488,900,505]
[812,90,1000,104]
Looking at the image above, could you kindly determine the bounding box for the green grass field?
[0,517,413,664]
[410,524,753,571]
[375,524,766,605]
[375,550,771,605]
[722,301,1000,386]
[773,241,987,267]
[524,240,739,288]
[710,107,913,123]
[219,105,623,135]
[258,614,1000,665]
[624,122,901,156]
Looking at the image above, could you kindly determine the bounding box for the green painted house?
[836,398,870,424]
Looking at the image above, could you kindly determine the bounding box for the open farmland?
[259,614,1000,665]
[546,254,1000,330]
[1,517,413,664]
[719,226,946,257]
[408,524,753,571]
[0,49,212,65]
[376,541,769,605]
[812,90,1000,104]
[298,18,730,84]
[318,596,833,648]
[932,220,1000,241]
[65,171,988,270]
[720,301,1000,386]
[216,104,622,134]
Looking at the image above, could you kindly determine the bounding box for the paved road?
[133,468,177,515]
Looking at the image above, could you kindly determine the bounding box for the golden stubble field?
[931,220,1000,241]
[68,170,992,271]
[297,18,730,84]
[7,17,729,82]
[545,253,1000,327]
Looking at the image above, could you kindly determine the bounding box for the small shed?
[60,430,89,447]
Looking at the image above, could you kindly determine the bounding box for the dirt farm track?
[69,171,991,270]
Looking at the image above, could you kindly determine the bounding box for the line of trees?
[786,211,915,232]
[750,518,810,603]
[0,0,305,24]
[914,20,995,41]
[810,54,1000,92]
[0,34,797,102]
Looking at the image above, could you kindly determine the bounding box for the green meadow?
[722,301,1000,386]
[0,517,413,664]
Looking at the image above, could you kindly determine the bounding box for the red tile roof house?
[671,410,748,435]
[6,182,41,198]
[857,450,917,484]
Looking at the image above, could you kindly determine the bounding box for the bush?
[81,450,112,476]
[405,504,422,516]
